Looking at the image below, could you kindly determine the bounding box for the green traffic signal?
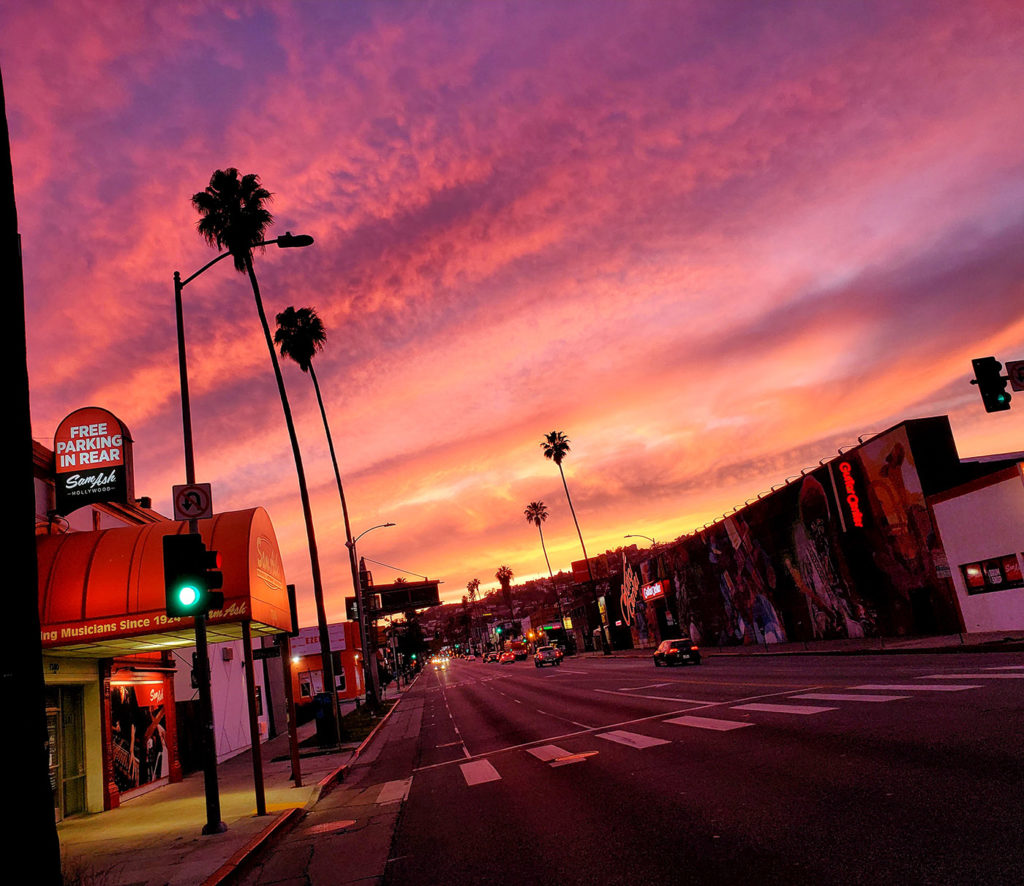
[163,534,224,617]
[971,357,1011,413]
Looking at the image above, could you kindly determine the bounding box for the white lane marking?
[376,778,413,804]
[792,693,907,702]
[852,683,979,691]
[665,715,752,731]
[460,760,502,786]
[597,730,671,749]
[414,685,827,774]
[919,673,1024,679]
[618,683,672,691]
[596,689,714,703]
[527,745,571,762]
[733,703,836,715]
[984,665,1024,670]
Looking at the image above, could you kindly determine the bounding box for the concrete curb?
[202,807,303,886]
[199,681,419,886]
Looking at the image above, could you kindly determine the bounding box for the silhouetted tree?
[193,169,343,738]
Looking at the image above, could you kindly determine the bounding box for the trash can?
[312,692,334,746]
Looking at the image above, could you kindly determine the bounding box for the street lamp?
[624,534,656,546]
[345,522,395,712]
[173,232,313,836]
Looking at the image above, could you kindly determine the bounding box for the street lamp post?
[345,522,395,712]
[624,534,656,546]
[173,232,313,836]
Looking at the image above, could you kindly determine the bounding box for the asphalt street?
[378,653,1024,886]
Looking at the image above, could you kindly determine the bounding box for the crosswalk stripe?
[919,673,1024,679]
[664,715,752,731]
[376,778,413,804]
[984,665,1024,670]
[792,693,907,702]
[733,703,835,715]
[460,759,502,786]
[852,683,979,691]
[597,730,670,749]
[527,745,571,762]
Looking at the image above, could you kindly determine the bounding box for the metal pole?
[242,621,266,816]
[175,270,225,835]
[280,634,301,786]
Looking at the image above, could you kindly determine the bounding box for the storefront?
[38,507,293,815]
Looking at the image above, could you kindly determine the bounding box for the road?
[378,652,1024,885]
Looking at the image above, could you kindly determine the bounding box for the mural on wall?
[660,424,959,646]
[110,683,167,793]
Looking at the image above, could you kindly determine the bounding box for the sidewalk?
[57,692,405,886]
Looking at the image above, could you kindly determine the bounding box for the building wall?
[172,638,272,763]
[931,466,1024,632]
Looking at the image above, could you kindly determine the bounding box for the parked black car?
[653,638,701,666]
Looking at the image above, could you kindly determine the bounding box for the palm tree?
[274,305,382,711]
[192,168,344,740]
[541,430,605,650]
[525,500,567,628]
[466,578,480,653]
[495,565,516,619]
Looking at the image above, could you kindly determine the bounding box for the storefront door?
[46,686,85,821]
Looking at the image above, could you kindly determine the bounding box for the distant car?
[653,639,701,666]
[499,651,516,664]
[534,645,561,668]
[433,657,448,671]
[554,645,565,660]
[484,652,499,663]
[465,653,476,661]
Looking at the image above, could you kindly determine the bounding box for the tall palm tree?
[274,305,381,711]
[192,168,344,740]
[525,500,567,627]
[466,578,480,653]
[541,430,605,650]
[495,565,515,619]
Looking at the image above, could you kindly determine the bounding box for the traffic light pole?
[175,271,226,835]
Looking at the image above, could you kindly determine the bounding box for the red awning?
[37,508,293,657]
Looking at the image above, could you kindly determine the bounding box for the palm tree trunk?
[558,463,607,651]
[537,524,568,627]
[307,363,380,710]
[244,256,345,740]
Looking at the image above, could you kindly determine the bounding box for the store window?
[961,555,1024,595]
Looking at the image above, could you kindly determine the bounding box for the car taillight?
[691,645,699,651]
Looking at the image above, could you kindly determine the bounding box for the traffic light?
[971,357,1011,412]
[163,534,224,617]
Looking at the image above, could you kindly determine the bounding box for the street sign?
[252,646,281,660]
[173,483,213,521]
[1005,360,1024,392]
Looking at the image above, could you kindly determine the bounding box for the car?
[653,638,701,666]
[534,645,561,668]
[433,657,448,671]
[499,651,516,664]
[484,651,499,663]
[465,653,476,661]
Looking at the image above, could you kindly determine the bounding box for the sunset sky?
[6,1,1024,626]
